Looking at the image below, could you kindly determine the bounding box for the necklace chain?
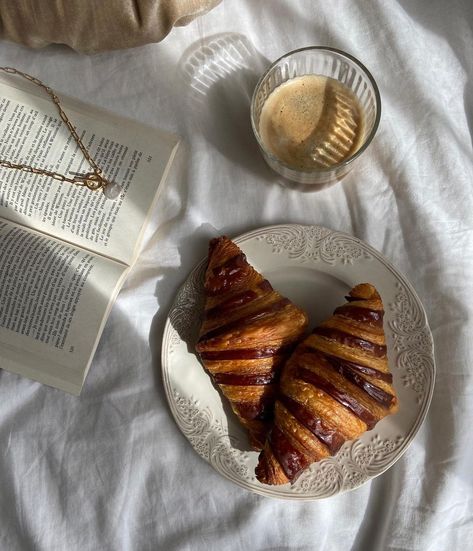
[0,67,112,193]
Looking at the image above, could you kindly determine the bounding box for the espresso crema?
[259,74,365,170]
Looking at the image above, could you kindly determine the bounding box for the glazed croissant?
[196,237,308,450]
[255,283,399,485]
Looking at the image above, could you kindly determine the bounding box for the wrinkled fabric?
[0,0,472,549]
[0,0,220,52]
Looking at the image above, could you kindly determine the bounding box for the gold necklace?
[0,67,121,200]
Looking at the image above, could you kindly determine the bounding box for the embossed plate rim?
[161,224,435,500]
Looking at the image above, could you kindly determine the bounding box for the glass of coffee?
[251,47,381,187]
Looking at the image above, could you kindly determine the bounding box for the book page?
[0,219,127,394]
[0,75,179,265]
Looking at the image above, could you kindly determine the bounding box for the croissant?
[255,283,399,485]
[195,236,309,450]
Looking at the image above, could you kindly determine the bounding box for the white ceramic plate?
[161,224,435,500]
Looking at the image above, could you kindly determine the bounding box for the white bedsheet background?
[0,1,472,549]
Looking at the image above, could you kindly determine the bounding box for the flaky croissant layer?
[196,236,308,450]
[256,283,399,485]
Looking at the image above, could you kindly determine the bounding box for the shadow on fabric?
[397,0,473,149]
[177,33,276,183]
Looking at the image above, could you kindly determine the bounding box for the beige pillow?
[0,0,221,53]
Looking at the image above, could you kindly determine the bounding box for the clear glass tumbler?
[250,47,381,187]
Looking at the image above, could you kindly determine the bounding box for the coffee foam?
[259,75,364,169]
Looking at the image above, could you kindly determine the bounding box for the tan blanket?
[0,0,220,53]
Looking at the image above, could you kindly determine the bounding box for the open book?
[0,73,179,394]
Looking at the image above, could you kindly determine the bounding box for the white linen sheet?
[0,1,472,549]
